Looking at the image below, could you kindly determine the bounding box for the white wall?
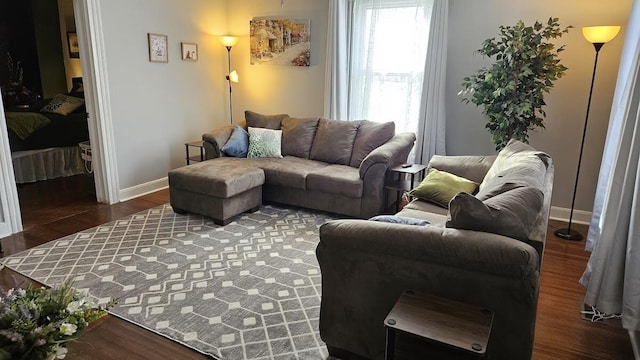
[227,0,329,120]
[446,0,631,212]
[97,0,228,190]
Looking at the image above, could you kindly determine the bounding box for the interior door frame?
[0,0,119,237]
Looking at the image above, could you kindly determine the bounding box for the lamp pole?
[225,45,233,124]
[554,25,620,241]
[554,43,603,240]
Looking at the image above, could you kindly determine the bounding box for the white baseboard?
[119,177,168,202]
[549,206,592,225]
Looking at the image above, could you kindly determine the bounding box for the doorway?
[0,0,118,237]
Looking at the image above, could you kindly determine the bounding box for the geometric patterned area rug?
[1,204,336,360]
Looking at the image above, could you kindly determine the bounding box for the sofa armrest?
[202,125,235,160]
[427,155,497,184]
[319,219,538,277]
[359,132,416,179]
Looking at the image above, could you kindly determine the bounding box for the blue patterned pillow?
[247,127,283,158]
[221,125,249,157]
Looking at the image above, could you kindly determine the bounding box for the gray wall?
[227,0,329,120]
[92,0,630,214]
[98,0,228,189]
[446,0,631,212]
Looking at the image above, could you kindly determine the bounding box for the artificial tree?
[460,18,571,150]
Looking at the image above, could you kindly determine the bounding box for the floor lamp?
[220,36,239,124]
[554,25,621,241]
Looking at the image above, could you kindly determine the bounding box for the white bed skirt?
[12,146,85,184]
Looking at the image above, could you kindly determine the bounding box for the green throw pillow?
[247,127,283,158]
[409,168,478,208]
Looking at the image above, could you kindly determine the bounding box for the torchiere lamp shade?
[582,26,621,44]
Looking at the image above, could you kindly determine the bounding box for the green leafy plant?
[0,282,116,360]
[459,18,571,150]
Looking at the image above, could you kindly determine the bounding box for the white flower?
[15,289,26,298]
[59,323,77,336]
[66,300,85,313]
[56,346,68,359]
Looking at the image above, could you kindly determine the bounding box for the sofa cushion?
[221,125,249,158]
[479,139,549,193]
[409,168,478,208]
[281,116,319,158]
[247,127,283,158]
[245,110,288,130]
[307,164,363,197]
[403,199,449,216]
[310,118,360,165]
[168,160,264,198]
[258,156,329,189]
[349,120,395,168]
[446,187,544,241]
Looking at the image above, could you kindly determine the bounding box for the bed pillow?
[221,125,249,158]
[409,168,478,208]
[247,127,283,158]
[40,94,84,115]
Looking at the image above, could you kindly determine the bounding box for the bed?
[4,92,89,184]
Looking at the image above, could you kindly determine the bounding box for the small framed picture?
[67,32,79,58]
[181,42,198,61]
[148,33,168,63]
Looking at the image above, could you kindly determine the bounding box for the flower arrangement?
[0,282,116,360]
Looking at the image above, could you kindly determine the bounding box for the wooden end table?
[385,164,428,212]
[384,290,494,360]
[184,141,205,165]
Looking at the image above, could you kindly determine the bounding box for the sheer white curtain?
[579,0,640,344]
[325,0,447,162]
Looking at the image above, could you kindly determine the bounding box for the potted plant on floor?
[459,18,571,150]
[0,282,116,360]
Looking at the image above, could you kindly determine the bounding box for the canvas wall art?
[250,18,310,66]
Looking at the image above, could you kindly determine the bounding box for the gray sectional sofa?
[168,111,416,224]
[316,140,554,360]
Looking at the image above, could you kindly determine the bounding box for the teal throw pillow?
[221,125,249,157]
[247,127,283,158]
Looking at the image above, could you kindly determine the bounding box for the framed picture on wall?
[148,33,168,63]
[67,32,79,58]
[181,42,198,61]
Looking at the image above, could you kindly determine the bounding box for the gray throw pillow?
[245,110,288,130]
[349,120,395,168]
[446,187,544,241]
[309,118,361,165]
[479,139,550,192]
[281,116,320,158]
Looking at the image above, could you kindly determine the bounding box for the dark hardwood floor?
[0,175,634,359]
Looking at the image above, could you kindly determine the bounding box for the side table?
[384,290,493,360]
[384,164,427,212]
[185,141,205,165]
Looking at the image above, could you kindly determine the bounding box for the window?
[348,0,433,134]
